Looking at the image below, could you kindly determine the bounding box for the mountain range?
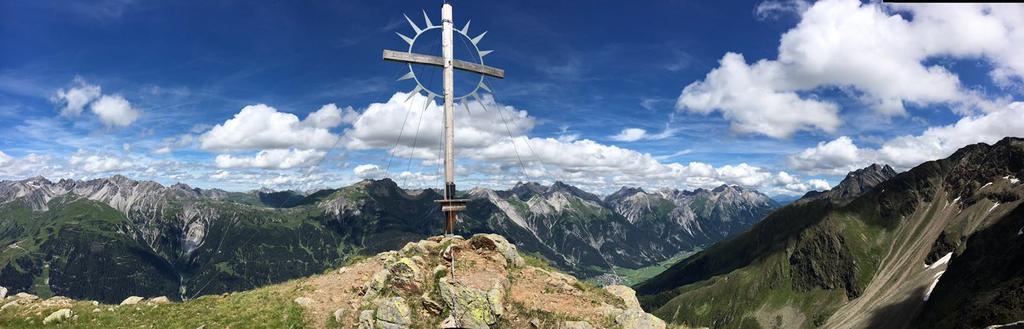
[0,174,777,304]
[634,137,1024,329]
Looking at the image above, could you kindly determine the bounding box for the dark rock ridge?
[799,163,898,203]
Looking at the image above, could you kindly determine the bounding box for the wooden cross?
[382,2,504,236]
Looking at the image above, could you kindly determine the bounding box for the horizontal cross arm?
[383,49,504,79]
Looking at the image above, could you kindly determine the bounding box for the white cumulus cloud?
[214,149,325,169]
[678,0,1024,138]
[789,102,1024,174]
[199,104,343,151]
[52,77,101,117]
[90,94,140,127]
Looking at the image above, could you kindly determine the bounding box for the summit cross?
[382,1,504,236]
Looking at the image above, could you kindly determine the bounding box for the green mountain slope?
[635,137,1024,329]
[0,175,776,305]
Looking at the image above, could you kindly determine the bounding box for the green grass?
[605,248,703,286]
[0,285,306,328]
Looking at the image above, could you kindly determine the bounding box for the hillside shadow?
[863,285,928,329]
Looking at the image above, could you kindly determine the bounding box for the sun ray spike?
[403,14,422,34]
[478,81,492,93]
[396,32,414,46]
[478,50,493,58]
[397,71,415,81]
[460,20,471,35]
[422,10,434,28]
[405,85,423,102]
[471,31,488,46]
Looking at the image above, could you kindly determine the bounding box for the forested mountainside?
[0,175,775,304]
[634,137,1024,329]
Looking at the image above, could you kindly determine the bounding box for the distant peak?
[712,184,742,193]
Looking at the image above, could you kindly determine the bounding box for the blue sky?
[1,0,1023,197]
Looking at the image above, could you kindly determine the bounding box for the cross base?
[434,198,468,235]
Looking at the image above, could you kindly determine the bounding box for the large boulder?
[43,308,73,324]
[604,285,642,310]
[469,234,524,268]
[438,277,503,329]
[374,297,412,329]
[615,309,667,329]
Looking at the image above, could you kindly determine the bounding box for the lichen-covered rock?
[43,308,73,324]
[400,241,428,256]
[469,234,524,268]
[486,282,505,318]
[615,309,667,329]
[438,277,500,328]
[387,257,423,294]
[120,296,144,306]
[362,269,390,302]
[421,294,444,315]
[358,310,375,329]
[604,285,641,310]
[417,239,440,252]
[562,320,594,329]
[373,296,412,328]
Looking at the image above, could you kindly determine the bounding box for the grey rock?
[293,297,313,306]
[358,310,375,329]
[603,285,641,310]
[120,296,144,306]
[562,321,594,329]
[43,308,73,325]
[373,296,411,327]
[615,309,666,329]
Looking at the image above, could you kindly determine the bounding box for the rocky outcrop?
[296,233,662,329]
